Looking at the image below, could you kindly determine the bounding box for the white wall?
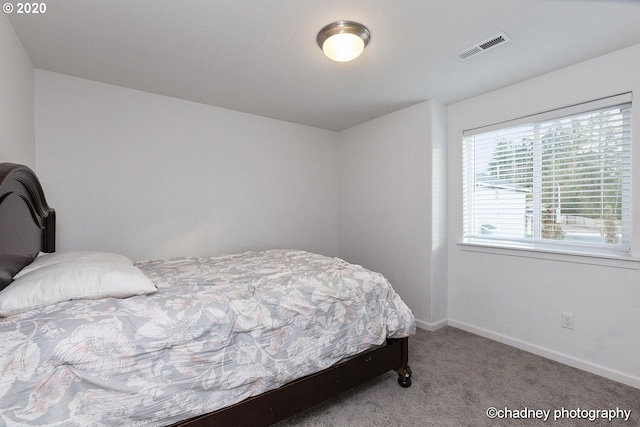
[0,14,34,167]
[430,101,448,324]
[338,101,448,329]
[35,70,339,261]
[448,44,640,388]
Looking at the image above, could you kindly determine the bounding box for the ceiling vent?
[455,32,511,61]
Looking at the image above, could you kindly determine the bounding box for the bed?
[0,162,415,427]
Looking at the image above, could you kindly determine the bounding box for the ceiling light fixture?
[317,20,370,62]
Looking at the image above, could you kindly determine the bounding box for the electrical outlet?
[561,313,574,330]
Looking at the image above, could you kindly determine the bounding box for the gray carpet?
[274,327,640,426]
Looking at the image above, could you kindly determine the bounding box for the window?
[463,93,632,256]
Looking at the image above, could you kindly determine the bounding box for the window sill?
[457,242,640,270]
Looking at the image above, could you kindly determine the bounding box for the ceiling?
[9,0,640,131]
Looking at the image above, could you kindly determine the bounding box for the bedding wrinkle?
[14,365,78,422]
[0,330,40,400]
[54,320,137,379]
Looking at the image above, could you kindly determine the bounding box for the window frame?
[462,93,633,259]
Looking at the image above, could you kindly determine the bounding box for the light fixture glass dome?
[317,21,370,62]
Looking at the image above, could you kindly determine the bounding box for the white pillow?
[13,251,134,279]
[0,260,157,317]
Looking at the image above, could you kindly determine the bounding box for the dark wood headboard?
[0,163,55,289]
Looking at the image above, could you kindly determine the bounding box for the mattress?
[0,249,415,426]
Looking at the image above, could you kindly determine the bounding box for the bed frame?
[0,162,412,427]
[0,163,55,289]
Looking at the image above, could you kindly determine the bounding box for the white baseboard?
[448,319,640,390]
[415,317,447,332]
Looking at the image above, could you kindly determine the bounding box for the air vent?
[455,32,511,61]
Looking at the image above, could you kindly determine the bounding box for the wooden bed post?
[388,337,412,388]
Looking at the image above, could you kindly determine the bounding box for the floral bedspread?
[0,250,415,426]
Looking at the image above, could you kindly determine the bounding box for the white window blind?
[463,93,632,255]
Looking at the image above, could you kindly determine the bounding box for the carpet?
[273,326,640,426]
